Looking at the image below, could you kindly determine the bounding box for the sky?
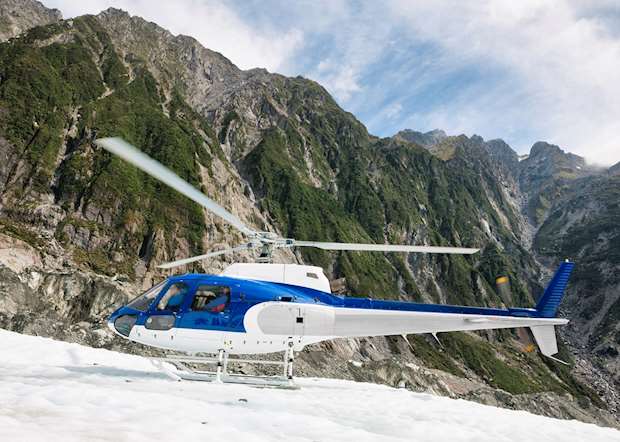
[42,0,620,166]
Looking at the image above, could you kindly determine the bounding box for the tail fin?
[528,261,574,364]
[535,260,575,318]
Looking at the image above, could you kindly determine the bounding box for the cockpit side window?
[126,281,165,312]
[191,285,231,313]
[157,282,189,312]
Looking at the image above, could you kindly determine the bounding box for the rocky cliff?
[0,2,617,427]
[535,173,620,392]
[404,130,620,418]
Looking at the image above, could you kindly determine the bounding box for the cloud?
[301,0,620,165]
[294,2,396,103]
[383,102,403,120]
[312,60,361,101]
[384,0,620,165]
[42,0,620,165]
[42,0,303,72]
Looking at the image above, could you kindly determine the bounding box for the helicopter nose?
[108,311,138,338]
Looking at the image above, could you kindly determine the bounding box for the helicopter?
[96,137,573,387]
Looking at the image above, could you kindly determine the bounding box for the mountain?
[3,329,619,441]
[535,172,620,389]
[0,1,617,426]
[397,128,620,404]
[0,0,60,41]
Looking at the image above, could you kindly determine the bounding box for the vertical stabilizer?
[536,261,574,317]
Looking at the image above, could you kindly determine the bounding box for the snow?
[0,329,618,442]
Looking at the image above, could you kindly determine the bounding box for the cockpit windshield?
[126,281,166,312]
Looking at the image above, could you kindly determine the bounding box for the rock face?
[518,142,600,225]
[0,0,61,42]
[401,131,620,421]
[0,1,618,427]
[535,174,620,391]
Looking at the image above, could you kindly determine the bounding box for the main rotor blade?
[157,243,258,269]
[293,241,479,254]
[95,137,256,237]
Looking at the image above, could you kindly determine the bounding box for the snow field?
[0,329,618,442]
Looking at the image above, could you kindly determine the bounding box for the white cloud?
[383,102,403,120]
[385,0,620,165]
[312,61,361,102]
[41,0,620,165]
[42,0,303,73]
[291,0,620,165]
[292,3,397,103]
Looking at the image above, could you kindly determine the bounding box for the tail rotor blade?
[292,241,479,254]
[157,243,258,269]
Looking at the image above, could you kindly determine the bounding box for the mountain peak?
[0,0,61,42]
[484,138,519,173]
[99,7,129,16]
[426,128,447,138]
[529,141,563,157]
[526,141,588,171]
[394,129,447,148]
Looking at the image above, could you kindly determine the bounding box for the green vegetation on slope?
[0,18,221,275]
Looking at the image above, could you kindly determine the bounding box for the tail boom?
[248,301,567,337]
[245,261,574,361]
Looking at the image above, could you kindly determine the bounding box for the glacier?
[0,329,617,442]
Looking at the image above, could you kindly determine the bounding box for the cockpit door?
[174,283,233,352]
[178,283,232,329]
[141,281,191,347]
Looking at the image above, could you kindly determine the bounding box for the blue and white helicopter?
[96,138,573,387]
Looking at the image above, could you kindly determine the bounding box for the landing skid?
[152,345,299,390]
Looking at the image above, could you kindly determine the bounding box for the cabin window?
[126,281,166,312]
[191,285,231,313]
[306,272,318,279]
[157,282,189,312]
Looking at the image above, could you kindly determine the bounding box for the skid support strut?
[153,348,299,389]
[215,348,225,383]
[283,340,295,382]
